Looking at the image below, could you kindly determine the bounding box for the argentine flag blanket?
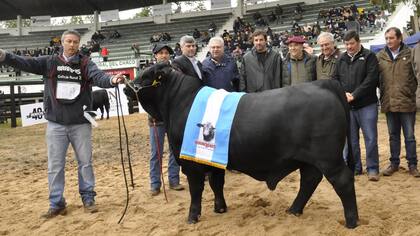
[180,87,245,169]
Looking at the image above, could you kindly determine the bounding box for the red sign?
[104,68,137,80]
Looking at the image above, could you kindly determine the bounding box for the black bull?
[132,63,359,228]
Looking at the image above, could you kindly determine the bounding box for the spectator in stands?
[110,30,121,39]
[239,30,282,92]
[202,37,240,92]
[161,32,171,41]
[144,44,185,195]
[332,30,380,180]
[377,27,420,177]
[316,32,341,80]
[101,47,109,62]
[346,16,360,35]
[282,35,317,86]
[268,11,277,24]
[172,35,203,80]
[233,17,244,35]
[275,4,284,24]
[131,43,141,58]
[0,30,125,218]
[150,33,161,43]
[173,43,182,58]
[253,11,268,27]
[193,28,201,40]
[80,44,91,57]
[295,3,304,14]
[208,21,217,37]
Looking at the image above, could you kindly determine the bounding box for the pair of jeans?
[386,112,417,167]
[349,103,379,173]
[149,125,180,190]
[46,121,96,209]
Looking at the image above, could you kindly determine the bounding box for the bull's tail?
[317,80,355,172]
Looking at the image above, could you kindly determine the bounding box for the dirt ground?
[0,113,419,236]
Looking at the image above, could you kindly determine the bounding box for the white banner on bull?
[92,86,129,118]
[20,102,47,127]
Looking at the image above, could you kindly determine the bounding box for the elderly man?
[332,30,380,181]
[316,32,341,80]
[377,27,420,177]
[239,30,282,92]
[0,30,124,218]
[172,35,203,80]
[282,35,317,86]
[202,37,240,92]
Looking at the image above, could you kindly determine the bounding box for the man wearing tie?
[172,35,204,81]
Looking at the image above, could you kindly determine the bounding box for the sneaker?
[409,166,420,178]
[41,207,67,219]
[169,184,185,191]
[382,165,399,176]
[367,172,379,182]
[150,188,160,196]
[83,201,98,213]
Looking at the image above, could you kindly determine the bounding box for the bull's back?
[229,80,347,164]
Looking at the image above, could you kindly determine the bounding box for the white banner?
[96,59,138,70]
[30,15,51,26]
[153,4,172,16]
[92,86,129,118]
[100,9,119,22]
[210,0,231,9]
[20,102,47,127]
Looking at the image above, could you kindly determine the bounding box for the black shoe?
[41,207,67,219]
[83,201,98,213]
[382,165,399,176]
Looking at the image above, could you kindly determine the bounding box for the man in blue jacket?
[202,36,240,92]
[0,30,124,218]
[332,30,380,181]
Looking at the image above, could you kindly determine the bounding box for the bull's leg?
[287,164,322,216]
[186,172,205,224]
[323,165,359,229]
[99,106,104,120]
[208,169,227,213]
[104,103,110,119]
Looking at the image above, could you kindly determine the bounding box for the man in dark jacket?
[239,30,282,92]
[202,36,240,92]
[172,35,204,81]
[377,27,420,177]
[0,30,124,218]
[332,30,380,181]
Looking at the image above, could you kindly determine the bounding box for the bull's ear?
[154,62,172,81]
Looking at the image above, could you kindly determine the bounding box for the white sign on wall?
[30,15,51,26]
[20,102,47,127]
[153,4,172,16]
[92,86,129,118]
[210,0,231,9]
[100,9,119,22]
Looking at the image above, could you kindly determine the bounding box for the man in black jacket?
[172,35,203,81]
[332,30,380,181]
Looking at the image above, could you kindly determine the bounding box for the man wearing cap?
[316,32,341,80]
[172,35,204,81]
[239,30,282,92]
[146,44,184,195]
[282,35,317,86]
[332,30,380,181]
[202,36,240,92]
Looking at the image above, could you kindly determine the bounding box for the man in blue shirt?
[202,37,240,92]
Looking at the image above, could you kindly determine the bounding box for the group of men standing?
[156,27,420,185]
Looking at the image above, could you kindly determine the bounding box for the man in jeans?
[332,30,380,181]
[377,27,420,177]
[147,44,184,196]
[0,30,125,218]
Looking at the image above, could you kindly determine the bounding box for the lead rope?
[114,85,134,224]
[152,120,169,203]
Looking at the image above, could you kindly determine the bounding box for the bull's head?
[133,62,173,121]
[197,122,216,142]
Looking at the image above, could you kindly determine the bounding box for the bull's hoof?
[286,208,302,216]
[214,200,227,214]
[214,206,227,214]
[100,117,104,120]
[187,214,201,224]
[106,117,109,120]
[345,218,359,229]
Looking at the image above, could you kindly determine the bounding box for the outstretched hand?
[112,73,126,84]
